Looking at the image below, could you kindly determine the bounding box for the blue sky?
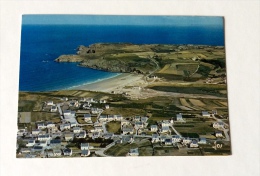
[22,15,223,26]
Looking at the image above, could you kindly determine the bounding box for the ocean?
[19,24,224,91]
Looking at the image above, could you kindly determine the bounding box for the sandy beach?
[70,73,146,93]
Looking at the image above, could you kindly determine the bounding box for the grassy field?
[105,138,152,156]
[106,121,121,134]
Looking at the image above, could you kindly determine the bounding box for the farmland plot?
[189,99,206,107]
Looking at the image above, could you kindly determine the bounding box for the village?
[17,93,230,158]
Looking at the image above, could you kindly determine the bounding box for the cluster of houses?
[17,96,227,157]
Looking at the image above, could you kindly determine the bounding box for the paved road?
[170,125,182,137]
[57,104,63,119]
[95,141,117,157]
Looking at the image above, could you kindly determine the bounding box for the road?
[169,125,182,137]
[95,141,117,157]
[57,103,63,119]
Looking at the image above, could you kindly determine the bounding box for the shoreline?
[69,73,146,93]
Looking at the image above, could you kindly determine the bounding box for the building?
[150,125,158,132]
[190,140,199,148]
[128,148,139,156]
[152,134,160,143]
[202,111,211,117]
[80,143,90,150]
[215,131,223,138]
[213,122,224,129]
[50,105,57,112]
[64,132,74,141]
[84,114,92,122]
[176,113,183,121]
[63,148,72,156]
[165,138,173,145]
[81,150,90,157]
[172,135,182,143]
[161,126,170,133]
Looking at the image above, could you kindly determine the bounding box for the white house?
[213,122,224,129]
[37,122,46,130]
[50,105,57,112]
[190,140,199,148]
[107,115,114,121]
[215,131,223,138]
[202,111,211,117]
[100,99,107,104]
[161,120,170,127]
[161,126,170,133]
[152,134,160,143]
[78,131,87,138]
[128,148,139,156]
[99,115,108,122]
[172,135,182,143]
[135,122,143,129]
[150,125,158,132]
[17,129,27,136]
[47,101,54,106]
[92,132,100,139]
[60,123,71,131]
[80,143,89,150]
[91,108,102,114]
[38,134,51,141]
[105,105,110,109]
[84,114,92,122]
[81,150,90,157]
[63,148,72,156]
[182,137,192,145]
[31,129,41,136]
[64,132,74,141]
[134,116,141,121]
[141,117,148,123]
[26,139,35,147]
[176,113,183,121]
[53,149,62,157]
[46,122,55,128]
[198,138,207,144]
[39,140,48,147]
[114,115,123,121]
[73,127,81,134]
[94,127,103,132]
[69,122,77,128]
[122,127,134,135]
[165,138,173,145]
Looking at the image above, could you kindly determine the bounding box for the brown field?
[189,99,206,107]
[180,98,191,107]
[218,101,228,106]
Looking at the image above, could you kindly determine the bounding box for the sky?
[22,15,223,26]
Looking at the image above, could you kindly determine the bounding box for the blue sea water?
[19,24,224,91]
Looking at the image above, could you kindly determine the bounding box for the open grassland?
[189,99,205,107]
[105,138,152,156]
[180,98,191,107]
[106,121,121,134]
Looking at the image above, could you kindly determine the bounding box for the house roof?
[177,114,182,118]
[63,148,72,153]
[84,114,91,118]
[50,139,61,144]
[202,111,209,115]
[81,143,89,147]
[129,148,139,153]
[81,150,89,154]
